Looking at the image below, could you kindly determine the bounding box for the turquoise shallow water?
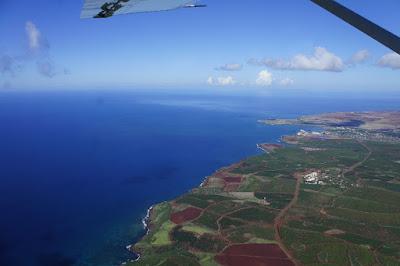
[0,90,399,266]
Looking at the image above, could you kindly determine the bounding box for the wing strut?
[311,0,400,55]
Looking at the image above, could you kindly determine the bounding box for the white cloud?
[207,76,236,86]
[278,77,294,86]
[249,47,344,72]
[215,63,243,71]
[348,49,369,64]
[378,52,400,70]
[24,21,61,78]
[256,70,273,86]
[217,76,236,86]
[25,21,41,51]
[1,21,66,80]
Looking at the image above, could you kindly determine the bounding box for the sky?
[0,0,399,92]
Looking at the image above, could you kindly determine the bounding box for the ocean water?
[0,90,399,266]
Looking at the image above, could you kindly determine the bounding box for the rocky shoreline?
[123,205,154,265]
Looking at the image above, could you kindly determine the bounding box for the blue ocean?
[0,90,399,266]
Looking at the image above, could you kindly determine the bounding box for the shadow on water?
[121,165,179,185]
[0,239,12,265]
[0,240,9,255]
[37,253,76,266]
[39,230,58,243]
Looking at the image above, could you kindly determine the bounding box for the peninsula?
[126,111,400,266]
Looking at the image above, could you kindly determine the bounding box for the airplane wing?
[81,0,198,18]
[311,0,400,55]
[81,0,399,55]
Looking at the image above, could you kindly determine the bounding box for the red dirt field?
[215,244,295,266]
[170,207,202,224]
[224,184,241,192]
[259,143,282,152]
[223,176,242,183]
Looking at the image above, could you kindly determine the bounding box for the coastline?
[123,137,288,266]
[124,126,328,264]
[123,139,283,265]
[142,205,153,234]
[123,111,400,265]
[124,143,271,264]
[126,173,213,262]
[124,205,153,265]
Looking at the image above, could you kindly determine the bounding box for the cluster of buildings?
[297,130,323,137]
[329,128,400,143]
[303,170,350,189]
[303,171,325,185]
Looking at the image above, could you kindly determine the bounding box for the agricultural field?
[128,112,400,266]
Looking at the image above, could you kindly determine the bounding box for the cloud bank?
[378,52,400,70]
[348,49,369,65]
[256,70,273,86]
[215,63,243,71]
[278,77,294,86]
[249,47,344,72]
[207,76,236,86]
[26,21,42,52]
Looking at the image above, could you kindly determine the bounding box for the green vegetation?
[135,202,173,249]
[254,192,293,209]
[219,217,245,230]
[195,253,219,266]
[282,227,350,265]
[176,193,231,209]
[328,207,400,226]
[130,117,400,266]
[151,221,175,246]
[171,226,227,253]
[181,224,215,235]
[226,224,275,243]
[297,190,333,207]
[229,207,277,223]
[334,195,400,213]
[193,211,220,230]
[205,200,244,214]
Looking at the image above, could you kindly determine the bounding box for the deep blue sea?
[0,90,399,266]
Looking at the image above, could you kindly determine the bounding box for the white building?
[304,172,319,184]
